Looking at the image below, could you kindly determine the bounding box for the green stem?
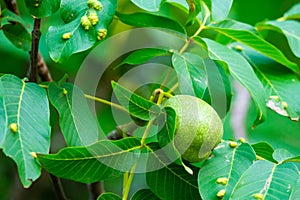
[122,163,137,200]
[191,2,210,38]
[39,84,128,114]
[161,2,210,91]
[140,120,154,146]
[84,94,129,114]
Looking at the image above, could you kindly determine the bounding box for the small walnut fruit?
[164,95,223,162]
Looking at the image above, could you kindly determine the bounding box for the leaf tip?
[111,80,117,88]
[62,88,68,95]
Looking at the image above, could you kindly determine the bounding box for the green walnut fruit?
[165,95,223,163]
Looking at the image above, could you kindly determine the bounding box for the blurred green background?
[0,0,299,199]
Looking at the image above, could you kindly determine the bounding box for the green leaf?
[202,60,232,117]
[210,19,257,32]
[24,0,60,18]
[116,48,170,69]
[97,192,122,200]
[131,0,166,12]
[240,44,300,120]
[258,20,300,58]
[48,82,98,146]
[131,189,160,200]
[0,94,6,147]
[282,2,300,20]
[47,0,117,62]
[111,81,161,121]
[46,19,95,63]
[197,38,267,126]
[198,141,256,200]
[116,12,186,34]
[157,2,201,30]
[2,23,31,51]
[231,160,299,199]
[0,9,28,25]
[0,74,51,188]
[273,148,296,163]
[38,138,141,183]
[210,0,233,21]
[157,107,176,148]
[156,107,185,166]
[251,142,276,163]
[290,178,300,199]
[171,52,207,98]
[283,156,300,163]
[185,0,201,25]
[146,144,199,200]
[206,25,299,74]
[60,0,86,24]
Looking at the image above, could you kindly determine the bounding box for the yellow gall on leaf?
[63,88,68,95]
[93,1,103,10]
[87,0,102,10]
[217,189,226,198]
[229,141,238,148]
[87,0,96,7]
[81,15,92,30]
[216,177,228,185]
[88,13,99,25]
[253,193,264,200]
[97,29,107,40]
[9,123,18,133]
[235,45,243,51]
[30,152,38,158]
[281,101,288,109]
[62,33,72,40]
[239,137,246,143]
[34,0,40,7]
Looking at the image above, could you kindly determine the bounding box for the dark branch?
[37,53,53,81]
[3,0,19,15]
[107,122,138,140]
[49,174,69,200]
[28,18,41,82]
[4,0,53,82]
[88,182,105,200]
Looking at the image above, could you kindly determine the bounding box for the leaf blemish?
[253,193,264,200]
[229,141,238,148]
[217,189,226,198]
[216,177,228,185]
[9,123,18,133]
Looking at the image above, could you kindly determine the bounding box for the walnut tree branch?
[28,18,41,82]
[3,0,52,82]
[37,53,53,81]
[3,0,19,15]
[49,174,69,200]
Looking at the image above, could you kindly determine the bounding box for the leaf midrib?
[41,146,141,161]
